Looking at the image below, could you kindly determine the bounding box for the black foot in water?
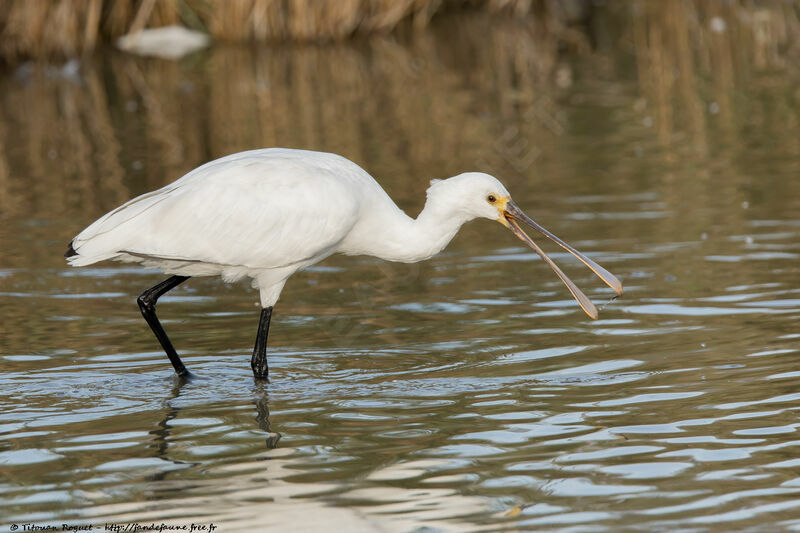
[251,306,273,380]
[175,370,199,383]
[137,275,191,377]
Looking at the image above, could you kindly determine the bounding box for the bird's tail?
[64,239,120,266]
[64,241,77,257]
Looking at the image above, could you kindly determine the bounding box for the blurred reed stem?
[0,0,588,63]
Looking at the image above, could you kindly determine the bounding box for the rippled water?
[2,5,800,531]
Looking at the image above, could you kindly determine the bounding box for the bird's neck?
[340,196,470,263]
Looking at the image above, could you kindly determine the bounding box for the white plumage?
[71,150,363,306]
[68,148,514,307]
[66,148,621,379]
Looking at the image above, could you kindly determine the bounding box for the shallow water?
[2,5,800,531]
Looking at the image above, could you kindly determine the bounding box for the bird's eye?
[487,195,496,203]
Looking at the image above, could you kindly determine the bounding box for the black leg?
[251,306,273,380]
[137,275,191,377]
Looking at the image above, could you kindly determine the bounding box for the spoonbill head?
[65,148,622,380]
[423,171,622,317]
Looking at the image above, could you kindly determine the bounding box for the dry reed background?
[0,0,592,62]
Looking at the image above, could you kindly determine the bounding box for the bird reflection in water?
[149,377,282,464]
[254,390,282,449]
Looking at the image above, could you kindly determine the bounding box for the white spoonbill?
[65,148,622,379]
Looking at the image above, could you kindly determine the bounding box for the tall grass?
[0,0,581,63]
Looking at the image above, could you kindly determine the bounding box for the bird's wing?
[70,153,365,269]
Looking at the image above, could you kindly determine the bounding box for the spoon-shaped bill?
[504,201,623,296]
[506,218,598,320]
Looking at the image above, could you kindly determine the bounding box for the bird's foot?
[251,359,269,381]
[252,371,270,382]
[175,369,199,383]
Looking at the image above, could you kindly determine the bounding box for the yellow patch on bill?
[495,196,511,226]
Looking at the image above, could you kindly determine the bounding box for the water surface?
[2,5,800,531]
